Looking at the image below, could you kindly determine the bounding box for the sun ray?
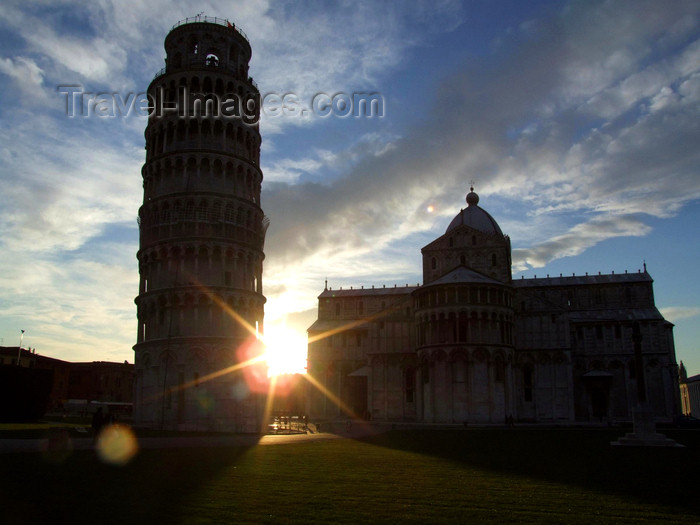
[144,278,389,426]
[307,302,403,344]
[140,353,267,405]
[200,283,260,339]
[261,374,278,432]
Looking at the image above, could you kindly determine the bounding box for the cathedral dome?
[446,187,503,236]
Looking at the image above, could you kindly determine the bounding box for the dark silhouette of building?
[680,362,700,416]
[0,346,133,419]
[308,188,680,424]
[134,16,268,431]
[67,361,134,404]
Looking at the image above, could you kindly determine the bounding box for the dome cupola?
[446,186,503,236]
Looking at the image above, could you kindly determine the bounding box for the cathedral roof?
[513,271,652,287]
[422,266,503,287]
[567,307,664,323]
[308,319,369,332]
[318,285,418,298]
[446,187,503,236]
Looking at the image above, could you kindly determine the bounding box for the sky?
[0,0,699,374]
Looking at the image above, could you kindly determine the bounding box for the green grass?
[1,428,699,524]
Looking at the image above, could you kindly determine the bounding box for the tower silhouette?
[134,16,267,431]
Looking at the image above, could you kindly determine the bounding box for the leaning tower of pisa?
[133,16,267,432]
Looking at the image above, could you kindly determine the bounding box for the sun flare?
[262,325,308,377]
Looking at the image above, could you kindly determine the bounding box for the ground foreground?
[1,426,699,524]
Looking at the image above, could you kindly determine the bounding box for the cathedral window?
[492,253,497,267]
[358,301,364,315]
[495,358,505,383]
[523,365,533,402]
[458,312,467,341]
[335,303,340,316]
[449,237,454,247]
[421,360,429,384]
[453,355,467,383]
[472,235,476,245]
[405,368,415,402]
[460,255,466,265]
[431,257,437,270]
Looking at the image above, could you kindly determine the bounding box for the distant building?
[67,361,134,404]
[0,346,133,412]
[307,188,681,424]
[679,362,700,416]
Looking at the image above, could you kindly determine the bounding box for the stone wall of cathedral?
[306,191,680,426]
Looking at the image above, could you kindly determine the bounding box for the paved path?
[0,421,385,454]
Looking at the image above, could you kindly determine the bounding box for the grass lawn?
[1,427,698,524]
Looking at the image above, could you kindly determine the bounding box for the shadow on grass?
[357,426,700,515]
[0,443,256,524]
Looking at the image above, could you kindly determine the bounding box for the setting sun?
[262,324,308,377]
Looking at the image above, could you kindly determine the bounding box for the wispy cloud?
[265,1,700,278]
[0,56,47,103]
[660,306,700,322]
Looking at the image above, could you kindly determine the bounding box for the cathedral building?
[307,188,680,424]
[133,17,267,432]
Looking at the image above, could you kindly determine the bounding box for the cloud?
[511,215,652,271]
[0,116,142,253]
[251,1,464,134]
[659,306,700,322]
[0,241,138,362]
[261,0,700,301]
[0,56,48,103]
[263,132,398,184]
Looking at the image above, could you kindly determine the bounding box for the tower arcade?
[133,17,267,431]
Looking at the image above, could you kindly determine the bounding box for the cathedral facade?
[307,189,680,424]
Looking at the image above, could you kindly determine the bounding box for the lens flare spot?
[426,205,435,213]
[232,380,250,400]
[195,390,215,413]
[96,424,138,466]
[237,337,269,394]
